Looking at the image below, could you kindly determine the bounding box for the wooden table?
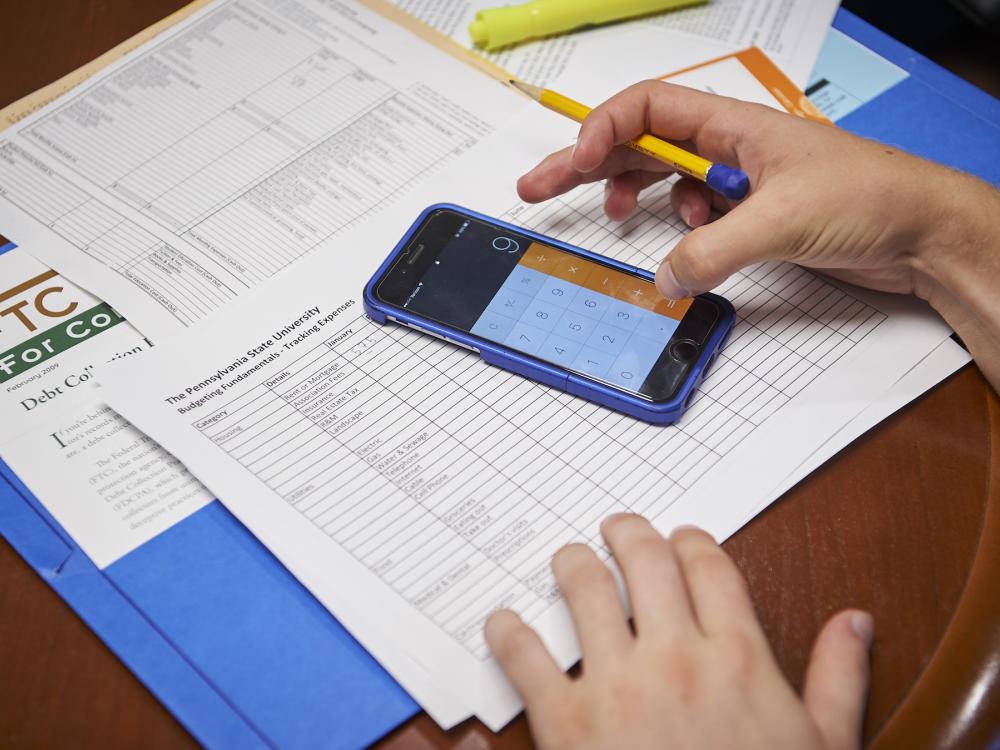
[2,3,999,748]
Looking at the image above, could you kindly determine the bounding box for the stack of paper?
[0,0,968,733]
[394,0,839,87]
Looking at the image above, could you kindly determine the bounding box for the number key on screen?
[601,298,643,333]
[570,345,613,378]
[503,320,547,356]
[555,310,596,344]
[539,333,583,366]
[585,322,630,357]
[519,298,563,333]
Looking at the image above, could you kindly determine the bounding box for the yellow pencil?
[511,80,750,200]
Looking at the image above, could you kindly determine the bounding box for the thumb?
[802,610,874,750]
[655,197,789,298]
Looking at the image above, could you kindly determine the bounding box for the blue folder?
[1,236,418,749]
[2,8,999,749]
[831,11,1000,188]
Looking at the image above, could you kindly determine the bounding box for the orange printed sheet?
[660,47,832,125]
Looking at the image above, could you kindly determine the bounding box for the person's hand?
[485,515,873,750]
[517,81,1000,389]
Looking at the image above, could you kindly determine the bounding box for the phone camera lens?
[668,339,699,363]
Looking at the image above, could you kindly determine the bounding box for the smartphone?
[363,204,735,424]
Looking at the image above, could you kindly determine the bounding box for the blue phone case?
[363,204,735,425]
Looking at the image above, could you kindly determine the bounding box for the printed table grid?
[193,207,885,659]
[0,0,486,330]
[195,318,693,657]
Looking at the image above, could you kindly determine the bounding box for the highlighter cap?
[468,7,535,50]
[706,163,750,201]
[468,0,707,50]
[469,18,489,45]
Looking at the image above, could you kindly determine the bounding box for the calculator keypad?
[469,245,689,391]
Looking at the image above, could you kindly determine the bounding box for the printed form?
[0,0,527,340]
[96,84,954,725]
[393,0,839,86]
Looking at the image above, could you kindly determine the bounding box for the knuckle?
[635,79,663,96]
[565,559,614,594]
[717,630,761,680]
[554,546,612,593]
[651,640,696,687]
[685,548,735,583]
[622,536,670,572]
[604,670,646,721]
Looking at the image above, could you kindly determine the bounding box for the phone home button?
[668,339,699,363]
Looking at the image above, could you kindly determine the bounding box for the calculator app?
[394,212,696,396]
[469,242,693,391]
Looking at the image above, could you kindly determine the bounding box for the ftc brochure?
[0,248,212,567]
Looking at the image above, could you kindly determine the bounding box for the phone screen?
[374,208,721,402]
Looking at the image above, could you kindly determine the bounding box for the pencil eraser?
[706,164,750,201]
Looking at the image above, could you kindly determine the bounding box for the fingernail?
[851,611,874,646]
[604,181,612,202]
[678,202,693,227]
[656,259,690,299]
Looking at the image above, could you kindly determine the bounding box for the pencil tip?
[509,79,543,101]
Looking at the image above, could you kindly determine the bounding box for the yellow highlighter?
[512,81,750,200]
[469,0,706,50]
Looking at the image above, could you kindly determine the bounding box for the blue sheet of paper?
[807,27,909,121]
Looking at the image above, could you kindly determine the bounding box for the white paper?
[394,0,839,87]
[667,55,792,107]
[734,337,971,534]
[0,0,526,341]
[0,248,212,567]
[96,89,952,726]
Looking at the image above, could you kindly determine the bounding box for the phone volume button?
[445,336,477,353]
[385,315,477,353]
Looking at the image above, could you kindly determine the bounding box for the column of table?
[329,323,582,657]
